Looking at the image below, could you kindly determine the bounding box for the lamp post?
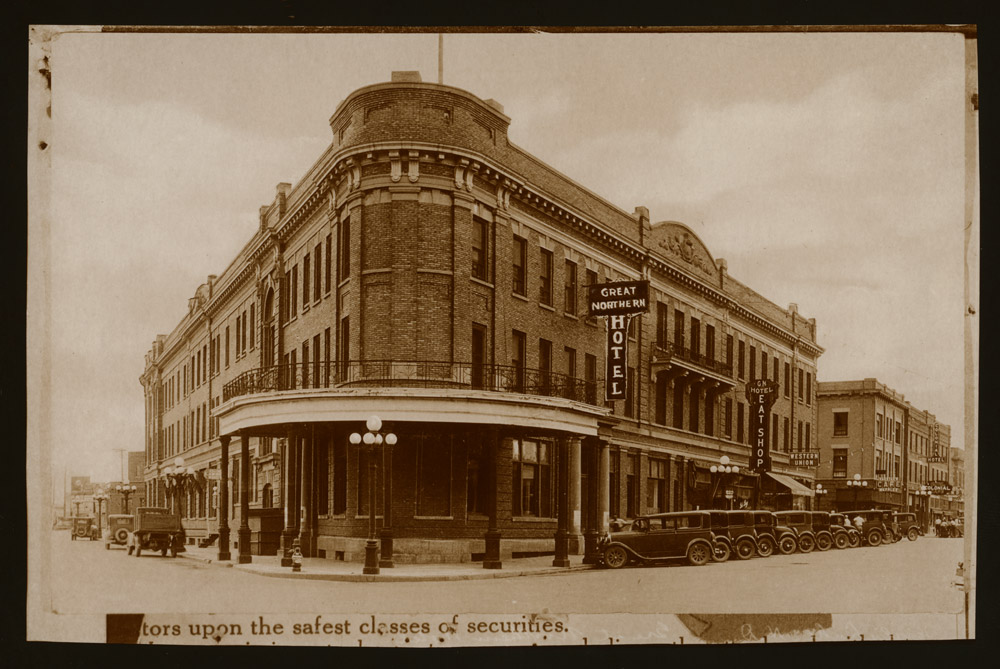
[93,491,108,536]
[350,415,397,575]
[116,484,137,514]
[709,455,740,510]
[814,483,829,511]
[846,474,868,511]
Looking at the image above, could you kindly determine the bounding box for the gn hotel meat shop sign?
[588,280,650,401]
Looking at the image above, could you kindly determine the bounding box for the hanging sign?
[745,379,778,473]
[790,451,820,467]
[589,280,650,401]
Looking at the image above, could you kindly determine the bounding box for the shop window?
[512,439,552,517]
[647,459,667,513]
[625,453,638,517]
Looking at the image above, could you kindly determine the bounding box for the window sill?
[512,292,529,302]
[511,516,557,523]
[413,516,455,520]
[539,303,555,313]
[563,312,579,321]
[471,277,494,289]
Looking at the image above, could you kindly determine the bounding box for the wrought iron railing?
[655,342,734,377]
[222,360,599,406]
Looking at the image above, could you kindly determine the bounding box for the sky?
[35,29,973,485]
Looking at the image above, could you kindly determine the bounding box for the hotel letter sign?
[745,379,778,473]
[589,280,649,401]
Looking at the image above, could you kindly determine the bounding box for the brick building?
[140,72,822,565]
[815,378,952,529]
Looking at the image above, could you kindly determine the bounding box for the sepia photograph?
[26,26,978,646]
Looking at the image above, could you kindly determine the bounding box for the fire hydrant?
[291,540,303,573]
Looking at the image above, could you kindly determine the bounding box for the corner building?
[140,73,823,565]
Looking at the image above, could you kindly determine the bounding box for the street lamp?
[116,484,137,514]
[350,415,397,575]
[93,491,108,537]
[814,483,829,510]
[709,455,740,510]
[846,473,868,511]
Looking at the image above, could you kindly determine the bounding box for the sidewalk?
[179,544,597,582]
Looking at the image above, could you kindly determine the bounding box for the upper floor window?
[749,345,757,381]
[512,235,527,296]
[472,216,489,281]
[338,217,351,282]
[563,260,578,315]
[656,302,669,348]
[705,324,715,361]
[833,411,849,436]
[539,249,553,306]
[303,254,311,308]
[738,340,746,379]
[673,310,684,348]
[832,449,847,478]
[690,318,701,356]
[806,372,812,405]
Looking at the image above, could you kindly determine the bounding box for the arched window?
[262,483,273,509]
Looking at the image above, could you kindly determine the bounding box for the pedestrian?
[853,514,864,531]
[934,518,941,537]
[843,515,851,528]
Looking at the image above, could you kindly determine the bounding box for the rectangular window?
[472,217,489,281]
[738,340,746,379]
[565,346,577,379]
[877,414,884,438]
[241,311,248,354]
[656,302,669,348]
[798,368,804,400]
[797,421,804,451]
[806,372,812,405]
[325,233,332,293]
[416,435,452,516]
[585,269,598,316]
[563,260,578,315]
[539,249,553,305]
[288,350,297,390]
[249,304,255,349]
[705,324,715,361]
[624,366,636,418]
[539,339,552,393]
[313,334,321,388]
[833,411,849,436]
[324,327,331,386]
[674,310,684,348]
[895,421,902,444]
[585,353,597,404]
[333,439,347,515]
[196,351,201,387]
[512,439,551,517]
[783,417,790,452]
[761,351,768,381]
[726,334,734,369]
[690,318,701,356]
[647,459,667,513]
[625,453,637,517]
[608,454,620,519]
[338,316,350,375]
[291,264,299,317]
[772,414,778,451]
[737,402,745,443]
[339,217,351,282]
[303,254,311,308]
[512,330,526,392]
[749,345,756,381]
[833,449,847,478]
[724,399,733,437]
[512,235,527,296]
[773,358,779,390]
[235,316,241,358]
[313,244,321,302]
[281,272,290,324]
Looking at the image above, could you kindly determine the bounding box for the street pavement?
[38,528,965,616]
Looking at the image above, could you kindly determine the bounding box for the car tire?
[603,545,629,569]
[816,534,833,551]
[757,536,775,557]
[834,533,849,549]
[687,542,711,566]
[115,528,129,544]
[778,535,798,555]
[735,539,755,560]
[711,540,731,563]
[798,535,815,553]
[867,530,882,547]
[907,528,919,541]
[848,532,861,548]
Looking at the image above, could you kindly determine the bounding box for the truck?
[126,507,186,558]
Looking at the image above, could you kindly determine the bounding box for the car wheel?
[907,528,919,542]
[736,539,755,560]
[867,530,882,547]
[834,533,849,549]
[779,535,798,555]
[711,540,731,563]
[757,536,775,557]
[798,535,815,553]
[687,542,711,566]
[115,528,129,544]
[603,545,629,569]
[848,532,861,548]
[816,534,833,551]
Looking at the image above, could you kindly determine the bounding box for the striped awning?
[766,471,814,497]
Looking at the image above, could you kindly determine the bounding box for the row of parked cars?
[598,509,922,569]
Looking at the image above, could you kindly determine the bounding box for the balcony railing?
[222,360,599,406]
[655,342,734,377]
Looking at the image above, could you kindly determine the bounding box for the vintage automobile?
[752,511,799,555]
[71,516,99,541]
[717,510,761,560]
[830,512,862,547]
[126,507,186,558]
[848,510,892,546]
[773,511,823,552]
[104,514,135,549]
[598,511,715,569]
[809,511,846,550]
[893,513,921,541]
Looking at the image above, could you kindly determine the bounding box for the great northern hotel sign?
[588,281,650,401]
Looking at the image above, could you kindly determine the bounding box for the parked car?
[774,511,821,552]
[104,514,134,549]
[126,507,186,558]
[598,511,715,569]
[809,511,844,550]
[723,510,762,559]
[752,511,799,555]
[71,517,99,541]
[892,513,921,541]
[850,510,892,546]
[830,513,862,547]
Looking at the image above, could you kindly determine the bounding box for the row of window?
[159,397,217,460]
[876,412,903,445]
[281,221,351,325]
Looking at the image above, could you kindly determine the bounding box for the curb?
[178,551,596,581]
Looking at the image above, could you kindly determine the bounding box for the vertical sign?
[745,379,778,472]
[588,280,650,402]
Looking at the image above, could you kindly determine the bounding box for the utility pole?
[438,33,444,84]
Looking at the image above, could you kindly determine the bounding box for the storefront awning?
[766,471,814,497]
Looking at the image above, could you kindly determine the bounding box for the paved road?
[38,529,964,616]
